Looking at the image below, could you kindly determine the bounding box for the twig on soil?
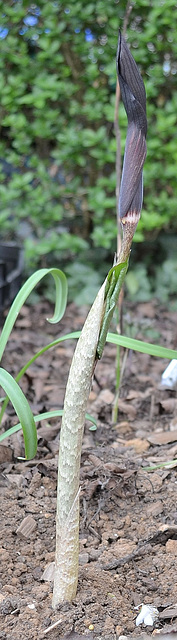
[87,496,105,526]
[88,524,101,541]
[43,618,62,634]
[82,496,88,527]
[103,543,152,570]
[135,472,154,493]
[103,525,177,570]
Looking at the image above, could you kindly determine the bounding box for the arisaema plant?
[1,33,177,607]
[52,33,147,606]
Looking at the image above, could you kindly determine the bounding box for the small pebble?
[79,552,89,565]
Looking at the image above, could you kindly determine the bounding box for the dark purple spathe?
[117,32,147,224]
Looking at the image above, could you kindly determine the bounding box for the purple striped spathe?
[117,32,147,224]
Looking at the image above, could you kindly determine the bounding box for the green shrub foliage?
[0,0,176,293]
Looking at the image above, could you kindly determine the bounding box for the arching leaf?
[0,268,68,361]
[0,369,37,459]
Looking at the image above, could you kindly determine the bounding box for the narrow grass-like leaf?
[0,410,97,442]
[0,369,37,458]
[0,332,80,422]
[86,413,97,428]
[0,268,67,361]
[1,329,177,423]
[143,459,177,471]
[1,330,176,398]
[15,332,81,383]
[107,333,177,360]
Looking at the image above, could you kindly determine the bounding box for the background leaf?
[0,1,176,303]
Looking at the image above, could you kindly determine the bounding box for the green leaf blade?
[107,332,177,360]
[0,332,81,423]
[0,268,68,361]
[0,409,97,441]
[0,368,37,459]
[46,268,68,324]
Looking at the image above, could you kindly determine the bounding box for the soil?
[1,297,177,640]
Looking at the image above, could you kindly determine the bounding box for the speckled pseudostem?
[52,280,106,607]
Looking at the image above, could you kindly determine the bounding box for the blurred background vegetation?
[0,0,177,304]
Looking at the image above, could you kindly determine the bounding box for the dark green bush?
[0,0,176,300]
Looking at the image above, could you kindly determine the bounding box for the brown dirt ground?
[1,298,177,640]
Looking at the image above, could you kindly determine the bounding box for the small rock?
[79,552,89,565]
[103,615,115,633]
[2,585,16,593]
[79,537,87,546]
[17,563,26,572]
[28,472,42,494]
[24,604,36,615]
[0,549,9,562]
[33,566,42,581]
[0,444,13,463]
[89,548,101,561]
[126,437,149,453]
[102,532,109,544]
[0,594,6,603]
[98,389,114,405]
[6,474,22,487]
[89,390,97,401]
[115,626,124,637]
[166,539,177,555]
[16,514,37,538]
[41,562,55,582]
[113,538,136,558]
[9,578,18,586]
[0,597,19,615]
